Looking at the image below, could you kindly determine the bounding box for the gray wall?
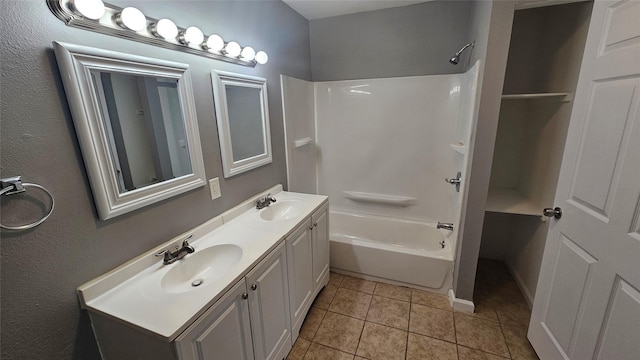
[309,1,476,81]
[0,1,310,359]
[453,0,514,301]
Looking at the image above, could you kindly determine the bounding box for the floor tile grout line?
[452,305,458,345]
[457,345,512,360]
[498,317,514,359]
[308,306,328,343]
[354,282,376,358]
[405,289,412,360]
[307,340,356,357]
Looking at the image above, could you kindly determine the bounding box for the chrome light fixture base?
[47,0,259,67]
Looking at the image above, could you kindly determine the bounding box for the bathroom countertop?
[77,187,327,341]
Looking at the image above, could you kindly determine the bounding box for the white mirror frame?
[211,70,272,178]
[53,41,206,220]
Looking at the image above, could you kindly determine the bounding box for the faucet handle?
[181,235,195,254]
[181,234,193,247]
[155,249,173,264]
[155,249,170,257]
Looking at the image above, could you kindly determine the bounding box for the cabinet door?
[286,221,314,340]
[246,242,291,360]
[175,279,254,360]
[312,203,330,292]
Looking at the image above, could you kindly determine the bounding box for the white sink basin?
[259,199,304,221]
[161,244,242,293]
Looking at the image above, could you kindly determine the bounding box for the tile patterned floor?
[287,259,539,360]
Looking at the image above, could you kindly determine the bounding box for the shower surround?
[282,61,480,292]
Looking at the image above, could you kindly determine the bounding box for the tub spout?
[437,222,454,231]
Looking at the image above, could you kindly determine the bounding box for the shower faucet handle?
[445,172,462,192]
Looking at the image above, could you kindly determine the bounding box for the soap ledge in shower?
[343,191,417,206]
[294,137,313,148]
[449,143,466,155]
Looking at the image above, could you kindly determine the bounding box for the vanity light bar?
[47,0,268,67]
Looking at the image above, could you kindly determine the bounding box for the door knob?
[543,207,562,219]
[242,293,248,300]
[251,284,258,291]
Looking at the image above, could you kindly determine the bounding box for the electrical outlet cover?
[209,178,221,200]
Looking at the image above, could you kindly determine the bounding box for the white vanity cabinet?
[175,279,254,360]
[286,202,329,342]
[311,202,329,294]
[286,221,314,340]
[246,242,291,360]
[176,243,291,360]
[78,187,328,360]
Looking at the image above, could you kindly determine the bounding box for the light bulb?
[115,7,146,32]
[179,26,204,46]
[224,41,241,58]
[150,19,178,40]
[255,51,268,65]
[240,46,256,61]
[205,34,225,52]
[69,0,105,20]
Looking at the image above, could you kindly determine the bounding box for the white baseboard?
[504,262,534,309]
[448,289,475,313]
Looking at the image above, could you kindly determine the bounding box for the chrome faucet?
[156,235,195,265]
[437,222,454,231]
[256,193,277,210]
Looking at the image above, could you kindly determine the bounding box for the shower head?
[449,41,475,65]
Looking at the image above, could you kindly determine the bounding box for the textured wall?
[309,0,476,81]
[453,0,512,301]
[0,1,310,359]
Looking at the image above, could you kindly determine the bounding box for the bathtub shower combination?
[281,61,480,294]
[330,211,454,292]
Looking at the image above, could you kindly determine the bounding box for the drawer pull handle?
[242,293,248,300]
[251,284,258,291]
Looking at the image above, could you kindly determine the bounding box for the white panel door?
[286,221,314,341]
[528,1,640,359]
[246,243,291,360]
[175,279,254,360]
[312,203,330,293]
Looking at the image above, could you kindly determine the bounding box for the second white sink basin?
[161,244,242,293]
[259,199,304,221]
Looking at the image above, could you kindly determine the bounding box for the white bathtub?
[329,211,453,293]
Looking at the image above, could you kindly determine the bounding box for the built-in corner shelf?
[501,92,572,102]
[485,187,541,216]
[449,143,466,155]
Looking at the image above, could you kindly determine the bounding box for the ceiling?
[281,0,432,20]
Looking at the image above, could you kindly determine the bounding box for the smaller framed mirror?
[211,70,272,178]
[53,42,206,220]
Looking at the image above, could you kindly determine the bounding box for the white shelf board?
[501,92,571,101]
[485,187,540,216]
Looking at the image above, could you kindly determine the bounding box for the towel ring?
[0,176,55,230]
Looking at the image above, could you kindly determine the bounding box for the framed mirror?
[53,42,206,220]
[211,70,272,178]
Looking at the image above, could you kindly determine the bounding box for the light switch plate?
[209,178,221,200]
